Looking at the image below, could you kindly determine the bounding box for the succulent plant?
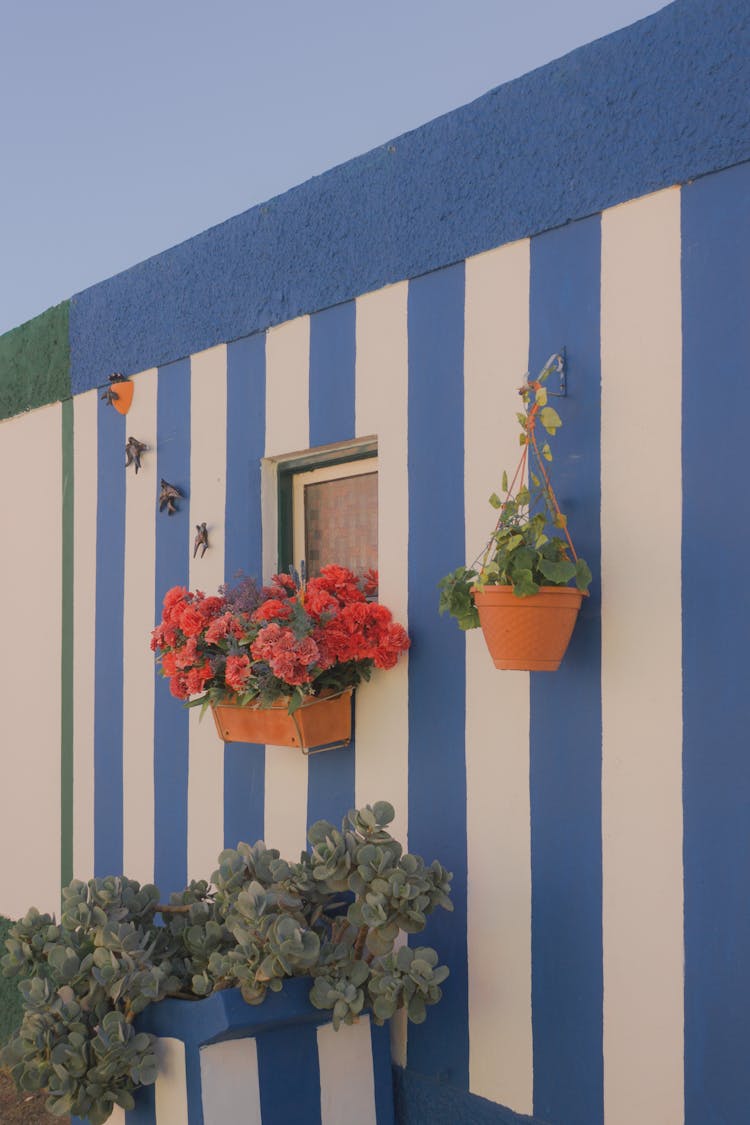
[2,801,451,1121]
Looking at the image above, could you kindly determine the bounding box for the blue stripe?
[307,301,357,832]
[125,1081,156,1124]
[682,161,750,1124]
[154,358,191,896]
[406,264,468,1086]
[183,1041,204,1125]
[223,334,266,849]
[370,1022,396,1125]
[528,218,602,1125]
[256,1023,322,1125]
[309,301,356,446]
[93,401,126,877]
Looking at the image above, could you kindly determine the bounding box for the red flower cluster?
[151,566,410,710]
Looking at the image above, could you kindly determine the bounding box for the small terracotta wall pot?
[211,688,353,752]
[112,380,134,414]
[472,585,584,671]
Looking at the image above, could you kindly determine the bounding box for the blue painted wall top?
[70,0,750,394]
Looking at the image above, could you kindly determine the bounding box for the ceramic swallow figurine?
[101,373,125,406]
[193,522,209,558]
[159,479,182,516]
[125,436,148,473]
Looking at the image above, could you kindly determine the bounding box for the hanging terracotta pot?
[472,585,583,671]
[211,689,353,753]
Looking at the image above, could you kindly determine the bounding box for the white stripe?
[464,241,533,1113]
[72,390,98,883]
[188,345,228,881]
[318,1016,377,1125]
[154,1037,189,1125]
[200,1038,262,1125]
[354,282,409,848]
[0,404,63,917]
[601,187,684,1125]
[122,368,157,885]
[263,317,310,859]
[353,282,411,1066]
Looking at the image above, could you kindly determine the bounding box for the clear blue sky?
[1,0,669,336]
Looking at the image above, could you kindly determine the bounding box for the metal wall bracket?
[546,350,567,397]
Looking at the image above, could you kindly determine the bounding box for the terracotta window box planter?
[210,689,353,753]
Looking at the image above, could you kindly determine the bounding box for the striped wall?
[5,161,750,1123]
[114,980,394,1125]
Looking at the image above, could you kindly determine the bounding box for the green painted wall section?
[0,918,23,1044]
[0,302,70,421]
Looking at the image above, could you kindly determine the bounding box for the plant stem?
[353,925,369,960]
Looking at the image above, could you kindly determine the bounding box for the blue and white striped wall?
[2,0,750,1117]
[5,165,750,1123]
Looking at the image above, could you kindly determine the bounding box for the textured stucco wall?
[67,0,750,394]
[0,302,69,420]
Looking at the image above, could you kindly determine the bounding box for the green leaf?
[541,443,552,462]
[535,387,548,406]
[540,406,562,434]
[511,570,539,597]
[553,512,567,529]
[501,471,508,493]
[287,688,305,715]
[537,558,576,585]
[489,492,502,509]
[575,558,593,592]
[530,472,540,487]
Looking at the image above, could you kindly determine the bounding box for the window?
[293,459,378,579]
[274,439,378,584]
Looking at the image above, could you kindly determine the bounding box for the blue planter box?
[74,978,394,1125]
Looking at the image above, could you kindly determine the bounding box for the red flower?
[198,595,226,620]
[363,569,379,598]
[164,586,189,612]
[169,673,189,699]
[180,604,205,637]
[174,638,199,670]
[185,661,213,694]
[271,573,296,593]
[373,622,411,668]
[250,625,320,685]
[303,586,339,620]
[252,598,293,623]
[204,612,236,644]
[154,567,410,707]
[225,654,252,693]
[311,565,366,606]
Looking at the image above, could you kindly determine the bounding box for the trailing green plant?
[2,802,451,1122]
[439,354,592,629]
